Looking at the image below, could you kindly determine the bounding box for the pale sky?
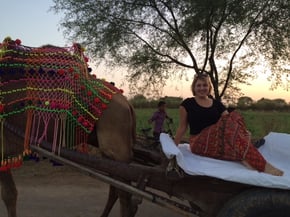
[0,0,289,103]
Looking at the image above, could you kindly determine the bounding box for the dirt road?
[0,160,185,217]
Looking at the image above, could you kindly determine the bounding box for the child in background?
[148,101,172,140]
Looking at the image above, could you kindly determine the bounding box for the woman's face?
[194,79,210,97]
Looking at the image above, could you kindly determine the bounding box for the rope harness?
[0,37,122,171]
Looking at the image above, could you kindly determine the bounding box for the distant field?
[241,110,290,139]
[135,108,290,140]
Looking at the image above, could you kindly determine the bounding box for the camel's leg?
[100,185,118,217]
[118,189,134,217]
[100,185,137,217]
[0,170,17,217]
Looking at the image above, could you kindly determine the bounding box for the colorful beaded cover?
[0,37,122,171]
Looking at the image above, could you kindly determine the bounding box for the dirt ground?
[0,160,185,217]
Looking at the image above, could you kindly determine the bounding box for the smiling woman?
[174,74,284,176]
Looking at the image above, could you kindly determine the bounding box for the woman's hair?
[191,73,213,96]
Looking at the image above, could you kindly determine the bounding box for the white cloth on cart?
[160,132,290,190]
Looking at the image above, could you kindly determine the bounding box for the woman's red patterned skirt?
[189,111,266,172]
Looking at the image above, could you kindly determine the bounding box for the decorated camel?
[0,37,136,217]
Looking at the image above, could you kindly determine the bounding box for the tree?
[237,96,254,109]
[254,98,272,110]
[129,94,148,108]
[272,98,287,108]
[52,0,290,100]
[160,96,183,108]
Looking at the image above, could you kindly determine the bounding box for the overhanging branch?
[220,1,270,97]
[129,30,194,69]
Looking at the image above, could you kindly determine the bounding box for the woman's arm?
[174,106,188,145]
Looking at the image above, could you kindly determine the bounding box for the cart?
[6,122,290,217]
[32,143,290,217]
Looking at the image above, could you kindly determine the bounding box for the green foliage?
[136,108,290,140]
[52,0,290,98]
[129,95,182,108]
[237,96,254,109]
[241,110,290,139]
[237,96,290,111]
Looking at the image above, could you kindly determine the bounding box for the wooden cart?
[5,121,290,217]
[29,141,290,217]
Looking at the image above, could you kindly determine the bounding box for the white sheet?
[160,132,290,190]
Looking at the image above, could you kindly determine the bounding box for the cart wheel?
[217,189,290,217]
